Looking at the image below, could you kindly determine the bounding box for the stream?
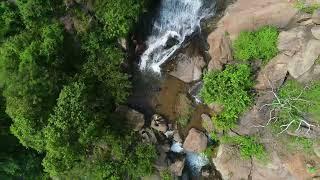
[129,0,219,178]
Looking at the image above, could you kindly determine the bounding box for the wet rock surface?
[183,128,208,153]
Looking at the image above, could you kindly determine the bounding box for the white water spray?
[140,0,215,72]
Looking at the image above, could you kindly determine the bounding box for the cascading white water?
[140,0,215,72]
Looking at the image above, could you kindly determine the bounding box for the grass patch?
[200,64,253,130]
[294,0,320,14]
[160,169,173,180]
[221,135,267,161]
[233,26,279,62]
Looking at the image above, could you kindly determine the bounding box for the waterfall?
[140,0,216,72]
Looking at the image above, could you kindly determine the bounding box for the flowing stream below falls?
[129,0,220,178]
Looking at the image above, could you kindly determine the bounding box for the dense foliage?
[0,94,47,179]
[233,26,279,61]
[0,0,156,179]
[200,64,253,130]
[221,136,267,161]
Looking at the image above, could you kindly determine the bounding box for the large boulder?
[207,30,233,71]
[288,39,320,78]
[183,128,207,153]
[169,54,205,83]
[255,54,290,90]
[116,106,145,131]
[213,144,295,180]
[278,26,308,57]
[211,0,297,40]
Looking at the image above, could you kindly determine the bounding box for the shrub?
[294,0,320,14]
[233,26,279,61]
[200,64,253,130]
[268,80,320,134]
[221,136,267,161]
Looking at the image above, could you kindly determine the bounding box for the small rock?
[288,39,320,78]
[183,128,207,153]
[312,9,320,24]
[300,19,314,26]
[140,128,157,144]
[116,106,145,131]
[297,13,312,23]
[201,114,214,133]
[118,38,127,50]
[173,131,183,143]
[208,103,224,114]
[311,26,320,40]
[201,169,210,178]
[151,114,168,133]
[170,158,185,176]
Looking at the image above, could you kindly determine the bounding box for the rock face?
[213,145,295,180]
[183,128,207,153]
[314,143,320,158]
[207,30,233,71]
[288,39,320,78]
[207,0,297,71]
[151,114,168,133]
[312,9,320,24]
[255,54,290,90]
[169,54,205,83]
[311,26,320,40]
[116,106,145,131]
[211,0,297,40]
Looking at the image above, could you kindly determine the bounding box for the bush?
[200,64,253,130]
[233,26,279,61]
[221,136,267,161]
[269,80,320,133]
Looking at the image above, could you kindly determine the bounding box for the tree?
[0,94,47,179]
[0,23,67,151]
[0,1,23,41]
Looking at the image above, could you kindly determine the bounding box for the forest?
[0,0,156,179]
